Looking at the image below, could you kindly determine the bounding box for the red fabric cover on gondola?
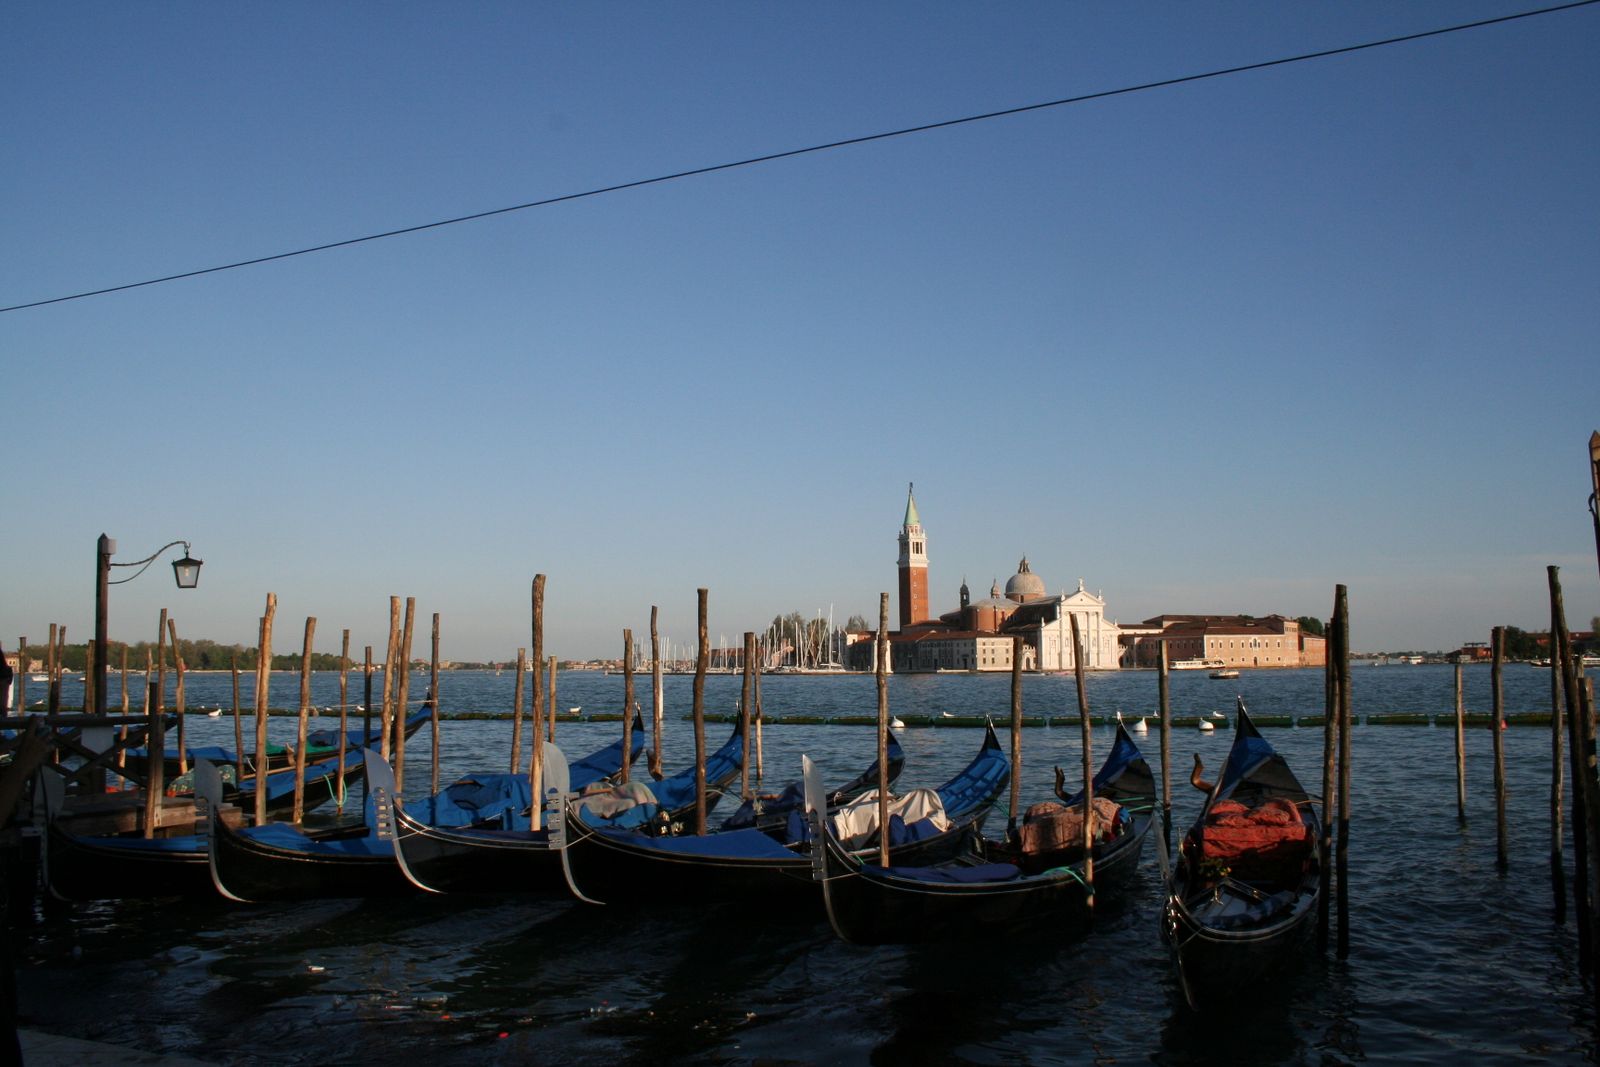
[1018,797,1122,855]
[1199,798,1311,881]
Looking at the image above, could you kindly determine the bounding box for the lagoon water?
[16,665,1598,1064]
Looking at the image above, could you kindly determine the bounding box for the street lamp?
[94,534,203,716]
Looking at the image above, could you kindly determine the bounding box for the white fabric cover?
[579,780,658,819]
[828,787,949,849]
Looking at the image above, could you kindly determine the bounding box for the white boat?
[1171,659,1225,671]
[1209,668,1241,680]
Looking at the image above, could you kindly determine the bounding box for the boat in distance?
[1172,659,1226,671]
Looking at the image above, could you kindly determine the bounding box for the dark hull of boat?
[1165,886,1318,1010]
[209,820,409,902]
[565,812,978,910]
[390,806,564,895]
[45,823,210,901]
[818,822,1149,945]
[556,724,1007,908]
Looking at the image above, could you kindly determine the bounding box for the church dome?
[1005,557,1047,603]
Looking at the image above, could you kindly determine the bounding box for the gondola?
[557,724,1007,909]
[1162,699,1322,1011]
[805,722,1154,944]
[43,750,365,901]
[385,718,742,895]
[205,721,644,902]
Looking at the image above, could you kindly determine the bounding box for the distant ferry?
[1171,658,1225,671]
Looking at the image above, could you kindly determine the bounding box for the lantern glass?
[172,553,203,589]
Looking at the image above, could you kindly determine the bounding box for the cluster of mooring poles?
[1461,432,1600,1020]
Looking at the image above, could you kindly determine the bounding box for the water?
[15,666,1598,1064]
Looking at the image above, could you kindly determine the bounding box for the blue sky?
[5,2,1598,660]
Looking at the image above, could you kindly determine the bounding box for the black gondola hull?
[390,807,566,895]
[818,825,1148,945]
[1165,886,1318,1009]
[45,823,211,901]
[209,819,409,902]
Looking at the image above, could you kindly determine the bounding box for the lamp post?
[94,534,202,716]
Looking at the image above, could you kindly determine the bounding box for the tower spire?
[896,483,929,628]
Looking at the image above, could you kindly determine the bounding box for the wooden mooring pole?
[1335,584,1352,961]
[876,593,890,869]
[430,613,441,795]
[1548,581,1567,921]
[740,631,753,799]
[650,605,664,781]
[530,577,545,831]
[46,624,58,714]
[231,651,243,787]
[753,640,765,785]
[142,675,162,837]
[1159,640,1172,841]
[1071,613,1094,911]
[510,648,527,774]
[293,617,316,824]
[362,646,374,762]
[1318,590,1341,953]
[1454,662,1467,826]
[1009,635,1023,831]
[167,617,186,777]
[1552,564,1598,973]
[692,589,708,837]
[1492,626,1508,871]
[393,598,416,792]
[546,655,558,743]
[622,630,635,785]
[253,594,277,827]
[381,597,400,763]
[338,629,350,812]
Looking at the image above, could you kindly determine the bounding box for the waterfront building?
[876,486,1124,673]
[1121,614,1325,669]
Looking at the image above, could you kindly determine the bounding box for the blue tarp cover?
[933,729,1009,817]
[634,725,745,815]
[411,775,533,829]
[596,824,797,859]
[874,861,1022,884]
[240,821,393,857]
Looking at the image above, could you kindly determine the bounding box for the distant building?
[865,485,1123,673]
[1123,614,1323,669]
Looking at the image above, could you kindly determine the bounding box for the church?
[870,485,1123,673]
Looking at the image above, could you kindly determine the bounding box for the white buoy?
[1132,715,1148,734]
[890,716,905,730]
[1198,719,1215,732]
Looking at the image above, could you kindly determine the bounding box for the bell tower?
[896,483,929,628]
